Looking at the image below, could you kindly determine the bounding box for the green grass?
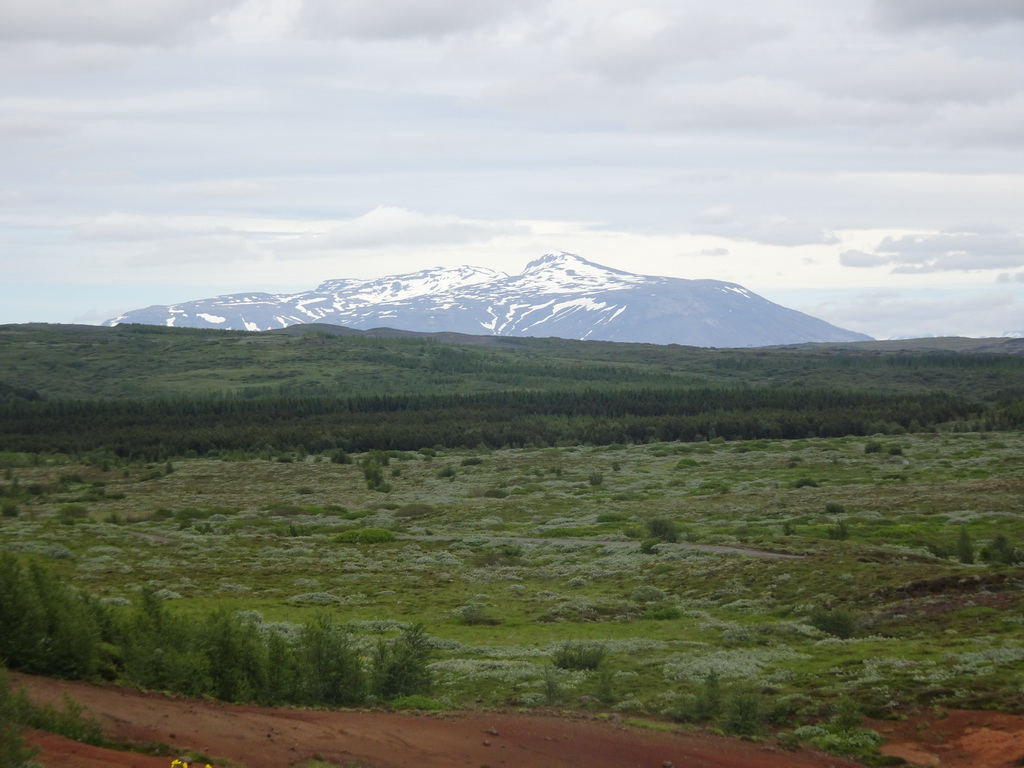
[3,431,1023,723]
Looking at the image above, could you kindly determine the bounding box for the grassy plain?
[3,431,1023,725]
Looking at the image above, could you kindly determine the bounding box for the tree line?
[0,385,1013,460]
[0,553,432,708]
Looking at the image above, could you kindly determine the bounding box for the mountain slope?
[106,252,871,346]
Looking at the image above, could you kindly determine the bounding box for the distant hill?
[106,252,872,347]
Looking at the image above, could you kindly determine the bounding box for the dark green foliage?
[0,554,102,678]
[957,527,975,564]
[1,332,1014,459]
[0,669,39,768]
[333,528,396,544]
[361,458,390,492]
[370,624,433,701]
[831,697,862,732]
[695,671,723,721]
[455,603,501,626]
[792,477,819,488]
[646,517,679,542]
[723,688,764,737]
[981,534,1022,564]
[594,665,616,705]
[297,614,366,706]
[827,520,851,540]
[328,448,352,464]
[809,606,857,639]
[552,642,606,671]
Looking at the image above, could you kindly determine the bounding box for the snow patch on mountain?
[105,251,872,347]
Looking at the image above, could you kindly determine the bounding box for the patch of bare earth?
[13,673,864,768]
[872,709,1024,768]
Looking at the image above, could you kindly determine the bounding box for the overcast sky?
[1,0,1022,339]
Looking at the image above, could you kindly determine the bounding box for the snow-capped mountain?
[105,252,872,347]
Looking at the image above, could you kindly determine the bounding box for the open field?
[3,430,1024,765]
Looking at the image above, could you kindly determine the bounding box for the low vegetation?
[1,324,1023,765]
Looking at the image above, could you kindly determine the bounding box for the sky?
[1,0,1023,340]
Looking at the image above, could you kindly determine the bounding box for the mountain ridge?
[106,252,872,347]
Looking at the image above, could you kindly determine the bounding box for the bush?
[723,688,764,737]
[792,477,819,488]
[552,642,606,671]
[333,528,396,544]
[370,624,433,701]
[455,603,500,626]
[646,517,678,542]
[809,607,857,639]
[827,520,851,540]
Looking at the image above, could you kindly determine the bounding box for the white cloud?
[565,9,784,82]
[293,0,543,40]
[823,47,1015,105]
[0,0,248,45]
[800,289,1022,339]
[75,213,183,241]
[693,206,837,247]
[279,207,528,254]
[0,115,73,140]
[172,180,273,199]
[841,230,1024,273]
[872,0,1024,30]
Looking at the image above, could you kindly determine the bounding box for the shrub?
[597,512,627,523]
[723,688,764,737]
[827,520,851,540]
[370,624,433,701]
[639,538,661,554]
[792,477,819,488]
[455,602,501,626]
[552,642,606,671]
[646,517,678,542]
[395,503,434,518]
[333,528,396,544]
[824,502,847,515]
[957,527,975,564]
[809,607,857,639]
[864,441,883,454]
[588,472,604,486]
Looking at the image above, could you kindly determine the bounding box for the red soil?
[12,672,865,768]
[16,672,1024,768]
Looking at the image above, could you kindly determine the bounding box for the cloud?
[75,213,182,241]
[171,180,273,199]
[566,9,784,82]
[841,230,1024,273]
[0,0,246,45]
[0,115,73,140]
[692,206,838,247]
[939,95,1024,147]
[279,207,528,254]
[293,0,542,40]
[872,0,1024,30]
[803,289,1023,339]
[823,47,1014,105]
[0,190,26,206]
